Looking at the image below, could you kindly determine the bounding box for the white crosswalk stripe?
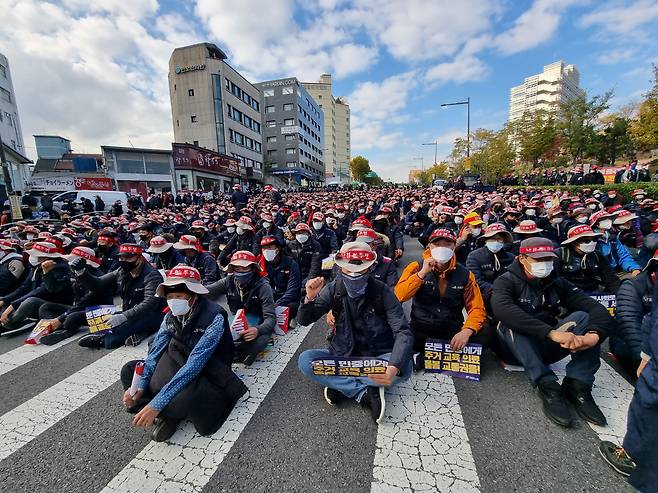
[0,343,145,461]
[371,372,480,493]
[101,325,311,493]
[0,335,79,377]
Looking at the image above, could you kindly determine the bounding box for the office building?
[168,43,264,186]
[0,53,26,156]
[302,74,350,184]
[256,77,325,184]
[102,146,175,197]
[509,61,585,121]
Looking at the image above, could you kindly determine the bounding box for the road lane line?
[371,372,481,493]
[0,343,145,461]
[0,336,80,377]
[101,325,311,493]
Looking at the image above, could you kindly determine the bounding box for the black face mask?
[120,260,138,272]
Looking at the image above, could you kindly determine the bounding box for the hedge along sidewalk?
[506,183,658,200]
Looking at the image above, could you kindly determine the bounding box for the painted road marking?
[0,336,80,377]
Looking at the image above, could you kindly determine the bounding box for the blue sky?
[1,0,657,181]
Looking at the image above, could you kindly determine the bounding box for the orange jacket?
[394,250,487,333]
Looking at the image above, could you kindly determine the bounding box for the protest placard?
[424,339,482,382]
[85,305,118,334]
[311,356,389,377]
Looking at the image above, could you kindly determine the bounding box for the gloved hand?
[69,257,87,275]
[108,313,127,328]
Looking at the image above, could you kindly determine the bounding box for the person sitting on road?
[120,265,247,442]
[147,236,184,271]
[189,220,216,252]
[0,239,27,297]
[218,216,256,267]
[465,223,514,312]
[355,229,399,287]
[492,237,616,428]
[75,244,165,349]
[261,236,301,324]
[591,210,641,277]
[0,242,74,334]
[173,234,219,285]
[286,223,322,285]
[39,247,114,345]
[95,229,120,274]
[395,228,487,371]
[297,242,413,424]
[558,225,620,294]
[207,251,276,366]
[455,212,484,264]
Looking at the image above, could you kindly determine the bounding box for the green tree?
[349,155,371,181]
[557,90,613,162]
[593,117,635,165]
[629,65,658,151]
[507,110,558,165]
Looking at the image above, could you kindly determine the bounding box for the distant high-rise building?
[302,75,350,184]
[509,61,585,121]
[256,77,325,185]
[168,43,264,188]
[0,53,25,156]
[408,168,423,184]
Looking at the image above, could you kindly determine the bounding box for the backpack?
[330,277,387,320]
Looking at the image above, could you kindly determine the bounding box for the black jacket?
[298,278,413,369]
[286,238,322,281]
[557,248,620,294]
[465,245,514,299]
[3,259,74,308]
[79,262,165,321]
[615,272,654,358]
[218,232,256,267]
[492,259,615,341]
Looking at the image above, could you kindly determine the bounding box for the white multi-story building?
[302,74,351,184]
[509,61,585,121]
[0,53,25,155]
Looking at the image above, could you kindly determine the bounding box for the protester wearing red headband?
[492,237,617,428]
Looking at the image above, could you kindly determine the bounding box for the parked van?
[51,190,129,213]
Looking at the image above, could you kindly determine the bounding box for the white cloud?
[349,71,417,120]
[496,0,582,54]
[330,43,379,78]
[580,0,658,34]
[595,47,637,65]
[425,55,488,84]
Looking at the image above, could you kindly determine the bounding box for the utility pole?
[422,141,438,167]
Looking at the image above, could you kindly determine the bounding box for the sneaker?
[598,441,636,477]
[289,319,298,330]
[538,380,573,427]
[151,418,181,442]
[78,333,105,349]
[324,387,347,406]
[562,378,607,426]
[412,352,424,372]
[124,332,147,347]
[40,330,73,346]
[360,386,386,424]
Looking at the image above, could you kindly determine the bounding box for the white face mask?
[262,221,271,229]
[454,217,463,225]
[430,246,454,263]
[26,234,35,241]
[29,256,40,266]
[578,241,597,253]
[471,227,481,237]
[636,195,645,200]
[525,209,536,216]
[337,213,346,219]
[227,227,236,233]
[236,226,245,235]
[296,234,309,244]
[576,216,588,224]
[263,249,278,262]
[529,261,553,278]
[167,298,191,317]
[312,221,324,230]
[486,240,504,253]
[550,217,563,225]
[598,219,612,230]
[588,204,598,210]
[358,208,365,214]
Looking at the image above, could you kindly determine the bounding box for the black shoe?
[151,418,181,442]
[538,380,573,427]
[598,441,636,477]
[324,387,347,406]
[412,352,424,372]
[78,333,105,349]
[360,386,386,424]
[40,330,73,346]
[562,378,607,426]
[124,332,147,347]
[242,352,257,366]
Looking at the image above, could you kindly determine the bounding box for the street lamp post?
[440,97,470,156]
[422,142,438,167]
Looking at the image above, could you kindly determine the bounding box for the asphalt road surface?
[0,237,636,493]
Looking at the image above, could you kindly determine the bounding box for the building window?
[268,150,276,156]
[0,87,10,103]
[0,64,6,78]
[282,87,293,95]
[283,103,293,111]
[267,136,277,143]
[286,148,295,155]
[266,120,276,128]
[4,112,12,127]
[263,89,274,97]
[287,162,296,168]
[188,89,194,96]
[284,118,294,126]
[191,115,197,123]
[285,134,295,141]
[176,119,179,127]
[265,105,275,113]
[252,99,260,111]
